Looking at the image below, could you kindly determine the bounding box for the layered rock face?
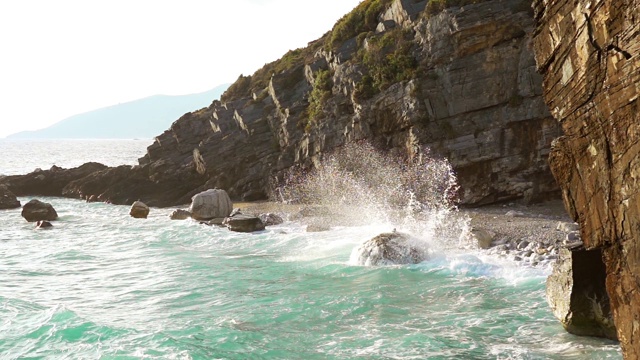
[1,0,559,208]
[532,0,640,356]
[134,0,558,206]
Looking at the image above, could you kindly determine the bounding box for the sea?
[0,139,622,359]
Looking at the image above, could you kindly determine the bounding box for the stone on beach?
[21,199,58,222]
[129,201,150,219]
[189,189,233,221]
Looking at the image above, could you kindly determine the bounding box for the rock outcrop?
[546,247,616,339]
[352,231,429,266]
[532,0,640,355]
[0,0,560,208]
[21,199,58,222]
[1,163,107,197]
[0,185,20,209]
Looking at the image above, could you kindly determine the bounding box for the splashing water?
[275,142,472,252]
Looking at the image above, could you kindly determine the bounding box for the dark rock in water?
[170,209,192,220]
[129,201,150,219]
[21,199,58,222]
[0,185,21,209]
[259,213,284,226]
[223,214,265,233]
[189,189,233,221]
[353,232,429,266]
[0,162,107,197]
[546,247,616,340]
[35,220,53,229]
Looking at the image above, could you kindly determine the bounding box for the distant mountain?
[7,84,229,139]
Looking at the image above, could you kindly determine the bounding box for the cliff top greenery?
[219,0,497,104]
[221,0,395,103]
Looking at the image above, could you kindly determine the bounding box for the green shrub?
[357,28,418,93]
[326,0,393,50]
[221,40,326,103]
[305,69,334,132]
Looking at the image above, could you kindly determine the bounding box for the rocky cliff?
[532,0,639,356]
[2,0,559,207]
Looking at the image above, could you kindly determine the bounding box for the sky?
[0,0,362,138]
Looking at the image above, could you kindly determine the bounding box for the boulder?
[546,247,616,340]
[259,213,284,226]
[352,231,429,266]
[223,214,266,233]
[35,220,53,229]
[189,189,233,221]
[21,199,58,222]
[129,201,150,219]
[170,209,192,220]
[0,185,20,209]
[471,228,495,249]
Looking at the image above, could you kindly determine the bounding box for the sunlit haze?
[0,0,361,138]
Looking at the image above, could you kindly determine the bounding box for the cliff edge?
[2,0,560,208]
[532,0,639,356]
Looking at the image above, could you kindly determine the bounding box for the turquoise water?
[0,140,622,359]
[0,199,621,359]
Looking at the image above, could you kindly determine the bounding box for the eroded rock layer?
[532,0,640,355]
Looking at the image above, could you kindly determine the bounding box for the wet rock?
[170,209,192,220]
[189,189,233,221]
[35,220,53,229]
[306,223,331,233]
[21,199,58,222]
[129,201,149,219]
[546,247,616,340]
[352,231,428,266]
[565,231,580,243]
[259,213,284,226]
[223,214,266,233]
[471,227,495,249]
[0,185,20,209]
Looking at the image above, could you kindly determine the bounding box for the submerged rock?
[189,189,233,221]
[129,201,150,219]
[35,220,53,229]
[0,185,20,209]
[21,199,58,222]
[353,231,429,266]
[546,247,616,340]
[170,209,192,220]
[223,214,265,233]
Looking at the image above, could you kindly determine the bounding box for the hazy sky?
[0,0,361,138]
